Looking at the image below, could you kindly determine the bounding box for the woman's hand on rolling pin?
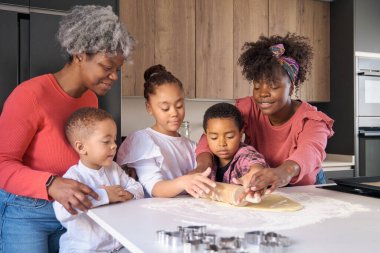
[47,177,99,215]
[238,161,301,197]
[183,167,216,198]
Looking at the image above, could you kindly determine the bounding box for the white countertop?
[87,185,379,253]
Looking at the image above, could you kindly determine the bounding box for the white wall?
[121,97,234,142]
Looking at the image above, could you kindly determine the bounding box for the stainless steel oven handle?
[360,131,380,136]
[358,71,380,77]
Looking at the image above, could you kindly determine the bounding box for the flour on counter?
[142,192,370,232]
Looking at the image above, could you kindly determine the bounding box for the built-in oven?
[357,71,380,116]
[358,127,380,176]
[355,52,380,177]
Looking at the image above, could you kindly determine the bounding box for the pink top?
[0,74,97,200]
[196,96,334,185]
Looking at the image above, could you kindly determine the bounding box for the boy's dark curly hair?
[203,103,244,132]
[237,33,313,87]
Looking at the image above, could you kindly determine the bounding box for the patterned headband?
[269,43,299,84]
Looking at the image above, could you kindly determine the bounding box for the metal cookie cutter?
[218,236,245,251]
[245,231,265,246]
[264,232,291,247]
[156,230,182,249]
[179,225,207,241]
[259,241,283,253]
[184,239,208,253]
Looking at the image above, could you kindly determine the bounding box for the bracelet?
[46,175,56,188]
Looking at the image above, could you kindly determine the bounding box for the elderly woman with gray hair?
[0,5,134,252]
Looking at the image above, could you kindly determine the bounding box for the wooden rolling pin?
[201,182,248,207]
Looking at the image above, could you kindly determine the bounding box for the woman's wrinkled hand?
[48,177,99,215]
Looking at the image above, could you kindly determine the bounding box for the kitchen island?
[87,185,379,253]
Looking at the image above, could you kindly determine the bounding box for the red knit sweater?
[0,74,97,200]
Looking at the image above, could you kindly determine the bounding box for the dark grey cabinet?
[29,13,62,78]
[0,0,28,6]
[0,10,18,112]
[0,1,122,144]
[29,0,117,12]
[355,0,380,53]
[325,170,354,184]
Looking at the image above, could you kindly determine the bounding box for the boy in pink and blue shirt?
[203,103,268,186]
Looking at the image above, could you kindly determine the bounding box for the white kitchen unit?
[87,184,379,253]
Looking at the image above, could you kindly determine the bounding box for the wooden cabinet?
[269,0,330,101]
[195,0,233,99]
[121,0,330,102]
[233,0,269,98]
[300,0,330,102]
[120,0,195,98]
[120,0,155,97]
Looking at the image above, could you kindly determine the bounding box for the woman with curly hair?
[0,5,134,252]
[195,33,334,202]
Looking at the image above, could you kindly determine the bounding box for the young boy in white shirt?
[53,107,144,253]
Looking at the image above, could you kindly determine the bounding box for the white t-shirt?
[117,128,197,196]
[53,160,144,253]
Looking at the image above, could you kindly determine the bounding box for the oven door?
[358,127,380,176]
[358,73,380,116]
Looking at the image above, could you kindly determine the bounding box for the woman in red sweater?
[195,33,334,202]
[0,5,134,252]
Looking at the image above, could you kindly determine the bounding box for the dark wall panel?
[318,0,355,155]
[0,10,18,113]
[29,0,117,12]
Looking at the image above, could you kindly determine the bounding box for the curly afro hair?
[237,33,313,87]
[57,5,135,61]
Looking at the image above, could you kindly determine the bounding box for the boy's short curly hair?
[57,5,135,61]
[65,107,114,147]
[238,33,313,87]
[203,103,244,132]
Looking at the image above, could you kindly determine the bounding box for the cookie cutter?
[157,226,291,252]
[184,239,209,253]
[157,230,184,249]
[264,232,291,247]
[259,241,283,253]
[244,230,265,245]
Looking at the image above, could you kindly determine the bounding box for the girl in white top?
[117,64,215,198]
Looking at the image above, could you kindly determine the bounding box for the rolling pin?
[201,182,248,207]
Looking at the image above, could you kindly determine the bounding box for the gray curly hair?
[57,5,134,60]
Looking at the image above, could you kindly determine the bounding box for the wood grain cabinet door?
[120,0,155,97]
[233,0,269,99]
[120,0,329,102]
[269,0,330,102]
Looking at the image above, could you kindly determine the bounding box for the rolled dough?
[242,193,303,212]
[202,182,303,211]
